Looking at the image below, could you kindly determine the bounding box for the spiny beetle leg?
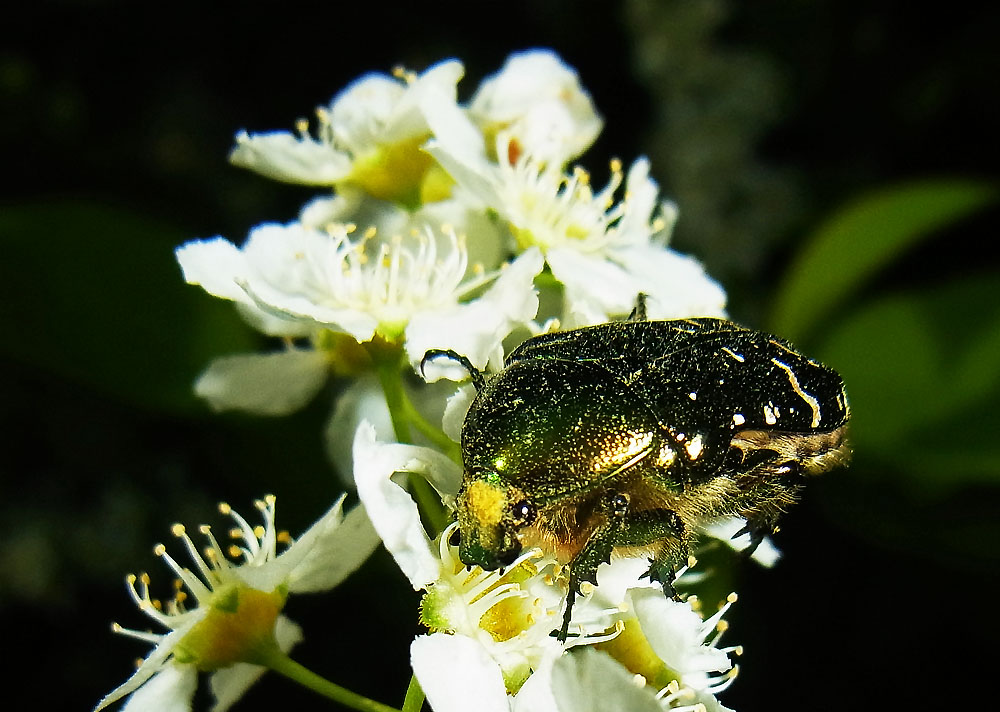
[627,293,649,322]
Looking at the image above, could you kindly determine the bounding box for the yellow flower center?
[175,586,287,670]
[348,135,435,208]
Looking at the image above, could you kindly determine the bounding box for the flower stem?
[263,649,402,712]
[401,673,425,712]
[370,343,450,536]
[373,348,414,445]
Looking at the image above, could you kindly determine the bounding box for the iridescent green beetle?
[424,303,850,640]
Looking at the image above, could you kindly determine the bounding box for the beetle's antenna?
[627,293,649,322]
[420,349,486,391]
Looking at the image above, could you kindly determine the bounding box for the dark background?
[2,1,998,710]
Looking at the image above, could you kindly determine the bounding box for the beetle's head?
[455,474,537,571]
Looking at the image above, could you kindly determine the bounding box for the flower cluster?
[97,49,766,712]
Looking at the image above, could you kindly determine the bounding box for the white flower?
[469,49,602,166]
[412,630,675,712]
[95,495,379,712]
[426,129,727,325]
[229,60,464,205]
[177,222,543,379]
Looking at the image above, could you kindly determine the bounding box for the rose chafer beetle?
[423,300,850,641]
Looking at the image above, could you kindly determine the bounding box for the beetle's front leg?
[557,492,632,642]
[622,508,688,600]
[557,496,687,641]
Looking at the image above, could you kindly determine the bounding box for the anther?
[170,524,185,537]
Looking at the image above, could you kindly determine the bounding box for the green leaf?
[0,200,258,413]
[770,179,997,343]
[818,272,1000,489]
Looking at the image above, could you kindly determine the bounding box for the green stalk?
[401,674,426,712]
[370,344,449,536]
[261,648,402,712]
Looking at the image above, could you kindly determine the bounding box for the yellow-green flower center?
[175,586,287,670]
[595,616,681,690]
[347,135,436,208]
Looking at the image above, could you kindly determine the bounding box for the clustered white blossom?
[98,49,769,712]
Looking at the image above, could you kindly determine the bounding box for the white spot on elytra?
[684,434,705,460]
[764,403,778,425]
[688,392,697,401]
[732,413,746,427]
[722,347,745,363]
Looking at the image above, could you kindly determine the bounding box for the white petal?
[177,236,314,338]
[411,634,511,712]
[94,628,191,712]
[233,301,316,339]
[510,653,559,712]
[549,244,728,325]
[298,191,365,229]
[325,376,395,483]
[630,589,732,681]
[329,74,405,152]
[424,138,498,208]
[612,245,728,319]
[441,384,475,442]
[550,648,662,712]
[386,59,465,141]
[193,350,329,416]
[594,557,658,606]
[208,616,302,712]
[546,247,638,323]
[176,237,250,302]
[615,158,658,243]
[286,501,381,594]
[407,248,544,380]
[237,223,379,340]
[120,664,197,712]
[229,130,351,185]
[352,423,461,588]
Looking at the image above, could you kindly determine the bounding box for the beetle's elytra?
[423,305,850,641]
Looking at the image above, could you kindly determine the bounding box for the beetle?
[422,300,850,641]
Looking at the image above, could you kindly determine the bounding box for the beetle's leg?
[731,519,772,558]
[728,457,806,558]
[420,349,486,391]
[627,293,649,322]
[618,508,688,600]
[556,492,634,642]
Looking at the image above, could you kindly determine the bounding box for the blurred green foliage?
[0,201,259,414]
[770,180,999,492]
